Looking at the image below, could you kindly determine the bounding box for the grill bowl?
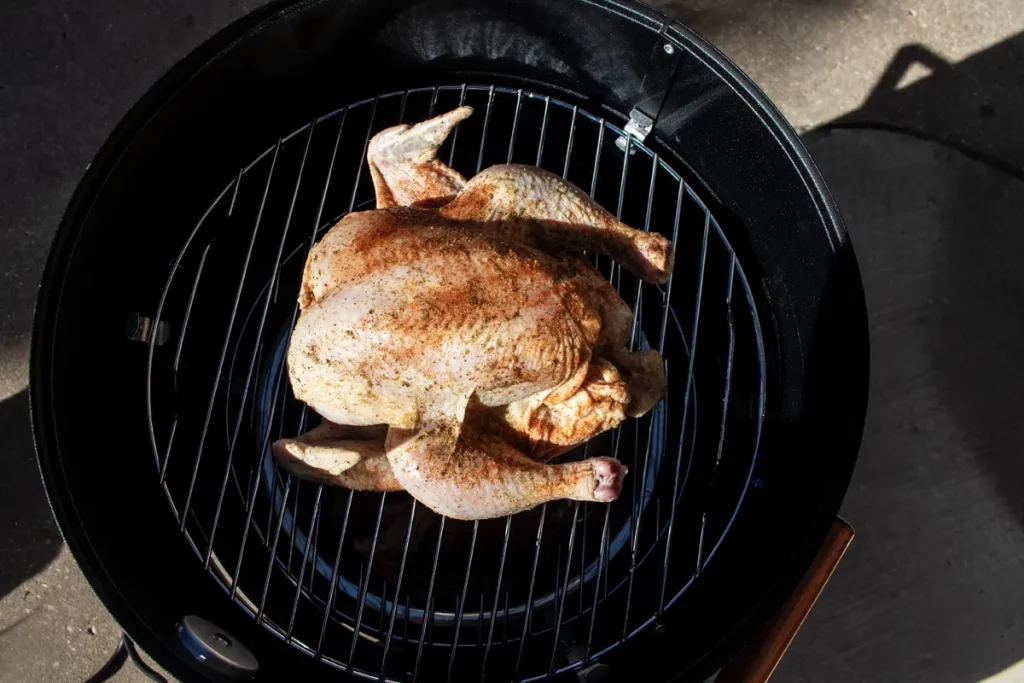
[31,1,868,681]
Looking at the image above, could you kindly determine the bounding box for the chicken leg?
[385,422,627,520]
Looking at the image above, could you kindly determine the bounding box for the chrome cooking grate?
[145,84,765,682]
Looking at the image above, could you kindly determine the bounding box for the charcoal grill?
[31,1,869,682]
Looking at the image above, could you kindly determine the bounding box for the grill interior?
[145,84,765,681]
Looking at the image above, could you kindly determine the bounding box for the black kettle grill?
[31,0,869,681]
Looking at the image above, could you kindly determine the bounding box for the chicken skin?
[273,106,672,520]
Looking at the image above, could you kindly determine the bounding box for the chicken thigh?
[274,106,672,519]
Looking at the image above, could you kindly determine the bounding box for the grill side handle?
[716,518,855,683]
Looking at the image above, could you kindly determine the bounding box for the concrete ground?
[2,0,1024,681]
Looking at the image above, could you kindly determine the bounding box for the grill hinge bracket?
[617,27,684,150]
[624,109,655,142]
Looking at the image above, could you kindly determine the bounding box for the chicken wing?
[367,106,472,208]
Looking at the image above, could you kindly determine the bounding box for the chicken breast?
[290,209,601,428]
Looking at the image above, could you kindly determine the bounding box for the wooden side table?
[716,519,855,683]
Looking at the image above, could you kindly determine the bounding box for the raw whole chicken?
[272,106,673,520]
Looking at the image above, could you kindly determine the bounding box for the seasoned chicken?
[273,107,672,520]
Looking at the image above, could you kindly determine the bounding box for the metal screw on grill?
[125,312,170,345]
[663,43,675,55]
[614,136,637,155]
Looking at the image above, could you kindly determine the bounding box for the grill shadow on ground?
[833,35,1024,175]
[0,389,62,602]
[772,33,1024,683]
[817,31,1024,533]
